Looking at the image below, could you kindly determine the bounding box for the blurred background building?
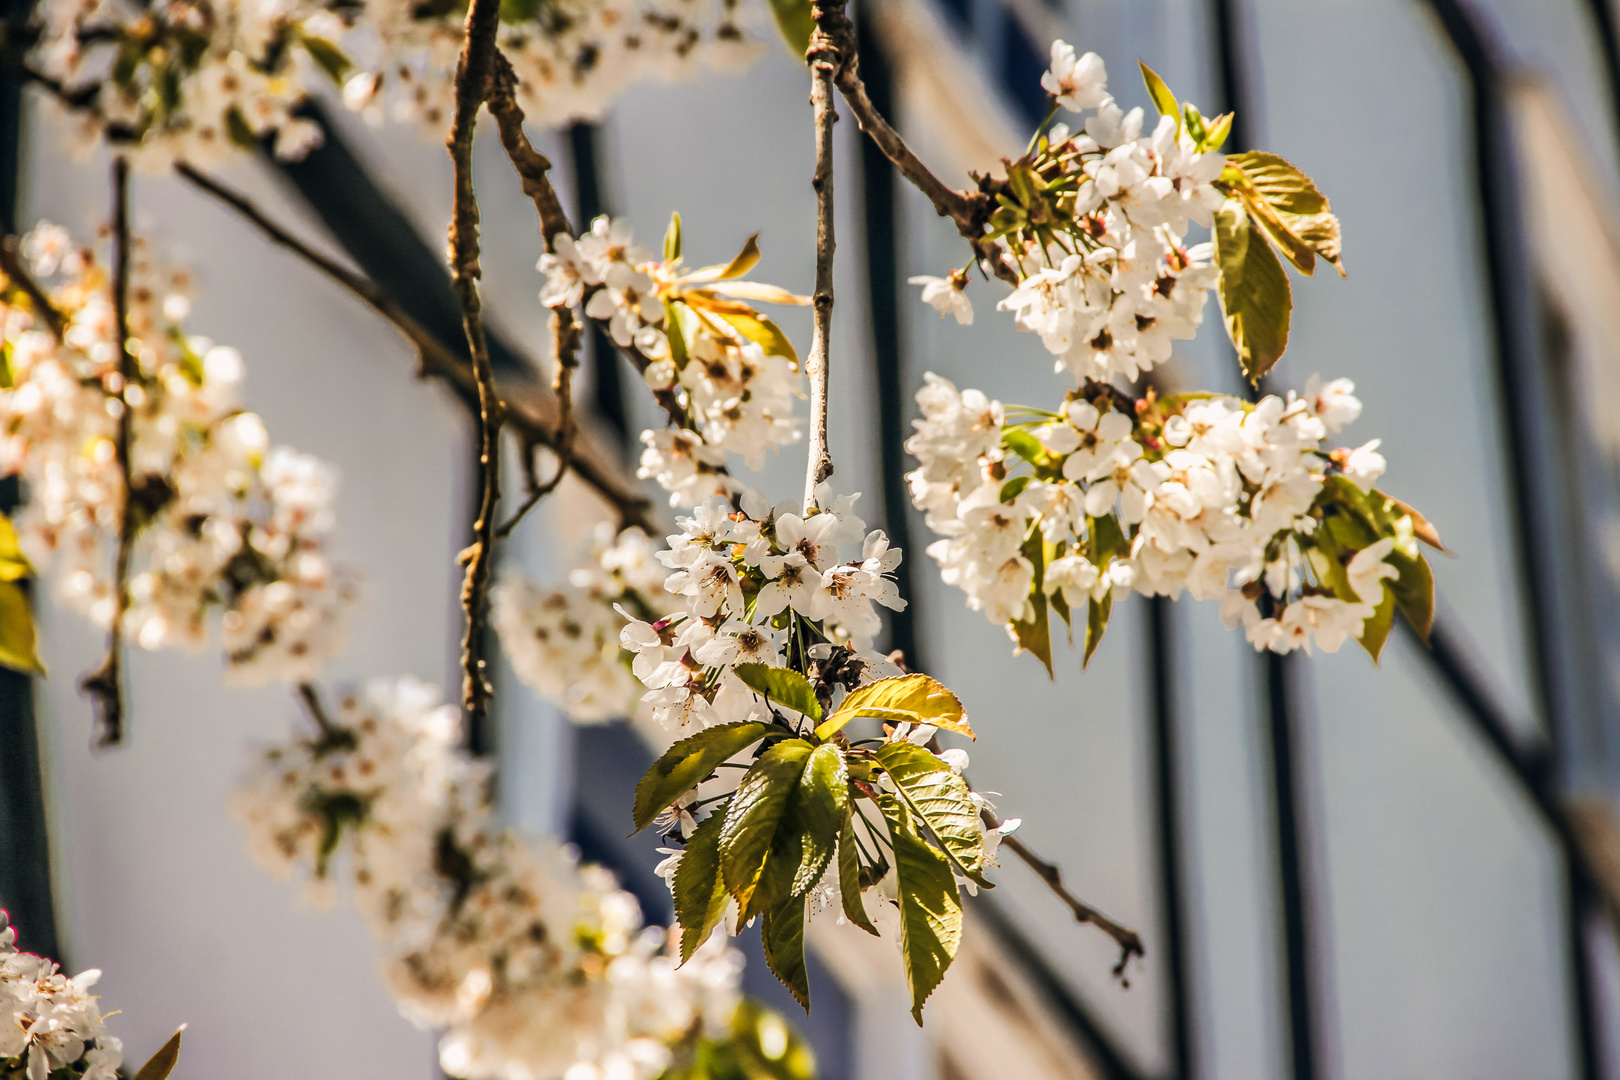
[4,0,1620,1078]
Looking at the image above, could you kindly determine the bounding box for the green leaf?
[300,35,352,85]
[1138,61,1179,122]
[719,740,812,915]
[876,743,988,885]
[837,816,879,935]
[131,1027,184,1080]
[734,663,822,720]
[717,311,799,365]
[1388,546,1435,643]
[1213,200,1293,384]
[664,211,683,265]
[1001,429,1047,468]
[674,809,732,962]
[0,581,42,675]
[999,475,1031,504]
[1355,586,1397,663]
[814,674,973,742]
[224,106,258,151]
[761,895,810,1011]
[718,234,762,279]
[1010,527,1053,677]
[665,299,698,370]
[1226,151,1345,277]
[633,721,774,833]
[1084,592,1113,667]
[1224,149,1341,276]
[877,793,962,1024]
[1203,112,1234,151]
[0,515,33,582]
[767,0,813,61]
[789,743,848,896]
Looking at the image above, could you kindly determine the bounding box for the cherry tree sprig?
[340,0,759,135]
[12,0,760,170]
[233,677,811,1080]
[884,42,1342,386]
[2,912,185,1080]
[23,0,339,169]
[538,212,808,507]
[907,373,1442,670]
[0,222,356,735]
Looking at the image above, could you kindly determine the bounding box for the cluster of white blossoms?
[0,913,122,1080]
[538,216,805,507]
[340,0,758,133]
[617,485,905,730]
[907,372,1413,656]
[233,676,751,1080]
[31,0,338,169]
[911,43,1224,384]
[492,523,668,723]
[0,223,352,683]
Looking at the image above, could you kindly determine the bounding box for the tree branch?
[80,156,134,747]
[482,50,577,539]
[446,0,505,727]
[803,0,843,511]
[983,807,1146,979]
[0,235,65,341]
[813,13,1015,285]
[173,161,653,533]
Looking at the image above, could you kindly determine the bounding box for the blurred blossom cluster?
[492,523,668,723]
[0,222,353,682]
[341,0,759,132]
[233,676,755,1080]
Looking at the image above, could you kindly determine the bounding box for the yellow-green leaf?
[814,674,972,742]
[633,721,774,833]
[716,310,799,365]
[876,742,989,885]
[664,211,682,265]
[131,1027,184,1080]
[1226,151,1345,277]
[719,740,812,915]
[0,515,33,582]
[0,581,41,675]
[768,0,814,60]
[705,280,810,306]
[1356,586,1397,663]
[877,793,961,1024]
[789,743,847,896]
[734,663,822,720]
[673,809,732,962]
[300,36,352,85]
[1138,60,1179,122]
[1214,200,1293,384]
[762,895,810,1011]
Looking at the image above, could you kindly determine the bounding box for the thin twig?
[446,0,505,725]
[173,162,653,533]
[486,52,575,245]
[296,681,340,740]
[495,306,579,537]
[80,156,135,747]
[802,0,843,510]
[818,15,1016,285]
[0,235,65,340]
[483,50,578,538]
[983,807,1146,979]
